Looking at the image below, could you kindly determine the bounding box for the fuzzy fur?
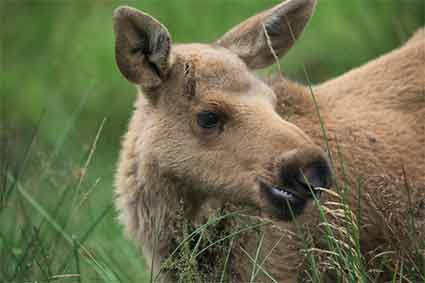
[113,1,424,282]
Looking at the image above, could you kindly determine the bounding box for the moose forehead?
[172,43,264,95]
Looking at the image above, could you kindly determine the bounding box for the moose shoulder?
[113,0,424,282]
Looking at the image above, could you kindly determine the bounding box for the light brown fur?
[113,1,424,282]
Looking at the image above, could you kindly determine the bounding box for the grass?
[1,116,150,282]
[1,0,424,282]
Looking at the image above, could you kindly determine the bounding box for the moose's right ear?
[113,6,172,89]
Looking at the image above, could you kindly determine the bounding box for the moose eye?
[197,111,220,129]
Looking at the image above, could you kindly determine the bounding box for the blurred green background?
[1,0,423,282]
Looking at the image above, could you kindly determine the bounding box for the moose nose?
[279,147,333,198]
[295,160,332,193]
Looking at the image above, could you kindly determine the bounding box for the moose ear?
[113,6,172,88]
[216,0,316,69]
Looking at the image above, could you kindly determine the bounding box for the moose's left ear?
[216,0,316,69]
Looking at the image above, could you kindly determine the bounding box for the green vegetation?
[1,0,423,282]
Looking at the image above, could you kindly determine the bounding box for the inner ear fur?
[113,6,172,89]
[216,0,316,69]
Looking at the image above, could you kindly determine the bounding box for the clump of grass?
[0,101,149,282]
[156,205,272,283]
[302,188,368,282]
[299,179,425,282]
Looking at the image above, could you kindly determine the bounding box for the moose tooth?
[272,187,294,199]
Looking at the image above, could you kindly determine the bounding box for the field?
[1,0,424,282]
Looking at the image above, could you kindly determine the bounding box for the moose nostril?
[277,147,333,198]
[296,161,332,190]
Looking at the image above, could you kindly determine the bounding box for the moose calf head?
[113,0,332,221]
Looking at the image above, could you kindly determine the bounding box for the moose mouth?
[259,180,322,221]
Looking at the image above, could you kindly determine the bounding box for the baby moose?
[113,0,424,282]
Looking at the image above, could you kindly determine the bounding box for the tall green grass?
[1,103,150,282]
